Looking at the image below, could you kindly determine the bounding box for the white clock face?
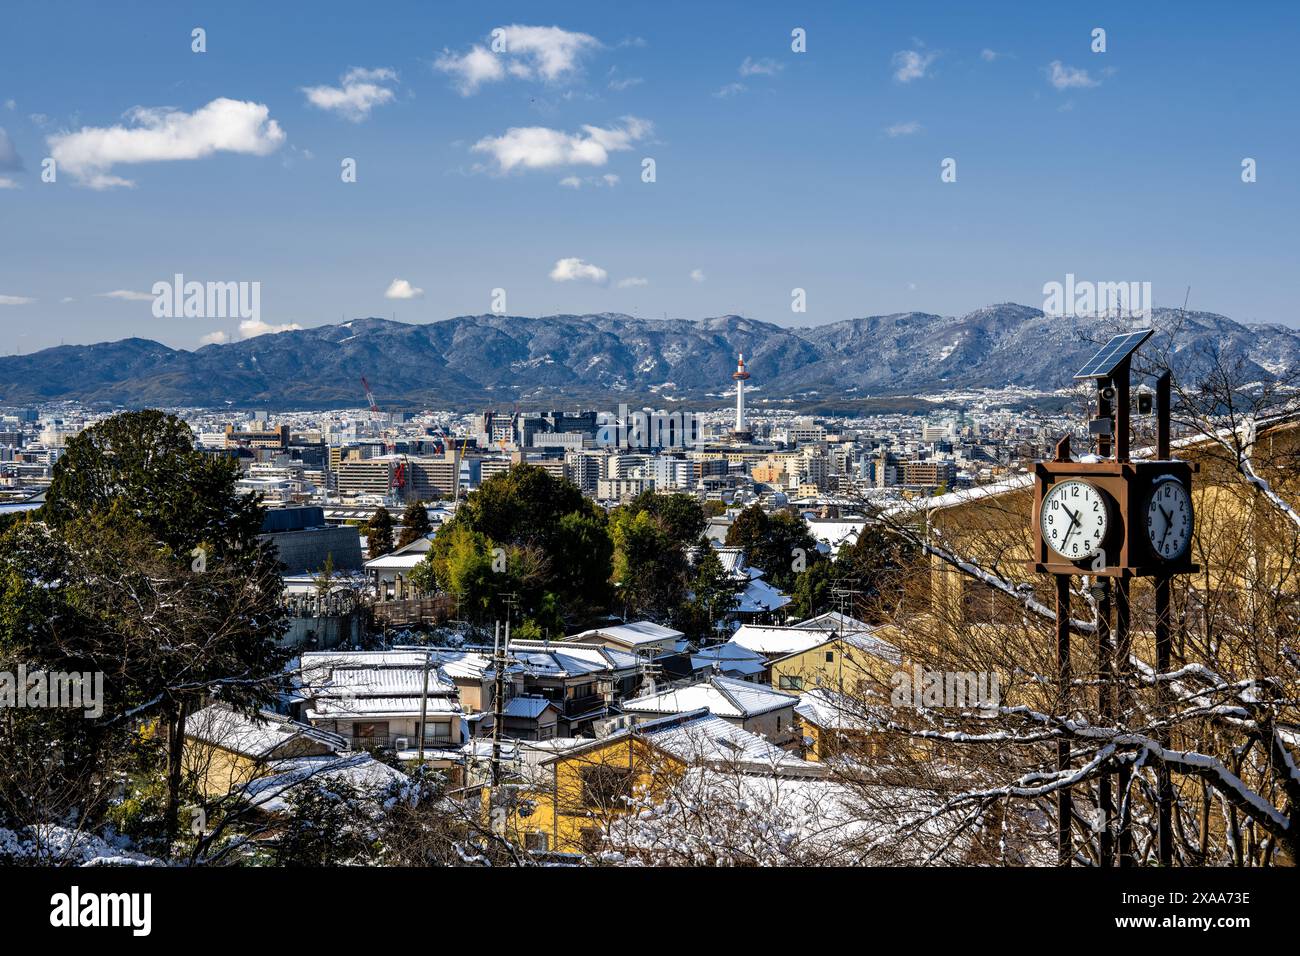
[1146,478,1192,560]
[1041,480,1108,560]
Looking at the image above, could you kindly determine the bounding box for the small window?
[580,764,635,808]
[825,651,835,663]
[778,675,804,691]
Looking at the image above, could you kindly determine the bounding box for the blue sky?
[1,0,1296,352]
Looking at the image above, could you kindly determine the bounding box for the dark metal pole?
[416,649,431,764]
[1115,361,1131,463]
[1097,379,1113,459]
[1157,372,1171,460]
[1155,370,1174,866]
[1155,575,1174,866]
[1056,573,1072,866]
[1115,576,1135,866]
[1095,579,1114,866]
[491,620,507,789]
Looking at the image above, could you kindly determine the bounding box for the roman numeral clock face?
[1041,480,1108,560]
[1146,478,1192,560]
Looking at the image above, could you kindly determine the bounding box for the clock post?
[1030,330,1196,867]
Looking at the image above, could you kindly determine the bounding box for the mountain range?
[1,304,1296,411]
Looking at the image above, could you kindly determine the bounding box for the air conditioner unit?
[393,736,410,750]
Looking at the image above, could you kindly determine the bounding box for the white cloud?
[550,257,607,283]
[560,172,619,188]
[0,127,22,171]
[0,177,17,189]
[0,295,35,305]
[980,49,1003,62]
[739,57,783,77]
[713,82,747,99]
[3,99,14,111]
[689,269,705,283]
[472,116,650,173]
[384,278,424,299]
[302,67,397,122]
[885,120,922,137]
[436,25,600,95]
[60,296,75,303]
[892,49,938,83]
[96,289,154,301]
[47,97,285,189]
[617,277,648,288]
[608,74,643,91]
[239,319,301,339]
[199,330,229,346]
[1046,61,1099,90]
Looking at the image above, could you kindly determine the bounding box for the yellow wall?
[770,632,900,697]
[509,736,685,854]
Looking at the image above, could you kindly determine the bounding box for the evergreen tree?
[397,500,433,548]
[366,506,395,558]
[724,504,823,592]
[9,410,288,853]
[684,545,740,640]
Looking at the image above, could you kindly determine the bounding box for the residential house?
[567,620,688,661]
[611,674,801,748]
[297,650,466,771]
[182,703,406,819]
[509,708,821,853]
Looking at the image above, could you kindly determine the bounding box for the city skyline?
[1,1,1297,353]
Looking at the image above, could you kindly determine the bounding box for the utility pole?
[490,592,519,790]
[831,582,861,693]
[416,646,432,764]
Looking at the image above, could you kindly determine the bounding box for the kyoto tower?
[732,352,752,440]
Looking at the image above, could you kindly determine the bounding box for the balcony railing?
[349,732,453,751]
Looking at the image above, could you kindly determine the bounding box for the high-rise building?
[732,353,752,441]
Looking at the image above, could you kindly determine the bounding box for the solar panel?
[1073,328,1154,379]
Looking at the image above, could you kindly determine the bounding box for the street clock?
[1028,328,1198,869]
[1040,479,1109,560]
[1145,475,1192,561]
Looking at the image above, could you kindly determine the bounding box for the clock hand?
[1061,510,1079,546]
[1158,506,1173,547]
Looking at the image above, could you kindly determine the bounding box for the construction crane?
[360,376,380,417]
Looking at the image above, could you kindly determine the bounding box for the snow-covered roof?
[569,620,685,646]
[363,552,427,571]
[305,695,461,720]
[185,704,345,758]
[795,687,881,732]
[540,708,817,776]
[690,643,768,678]
[510,648,632,678]
[713,547,755,581]
[881,474,1033,518]
[502,696,559,719]
[736,576,791,614]
[623,674,797,719]
[636,710,816,774]
[804,519,866,558]
[793,611,872,634]
[729,624,829,658]
[242,752,408,815]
